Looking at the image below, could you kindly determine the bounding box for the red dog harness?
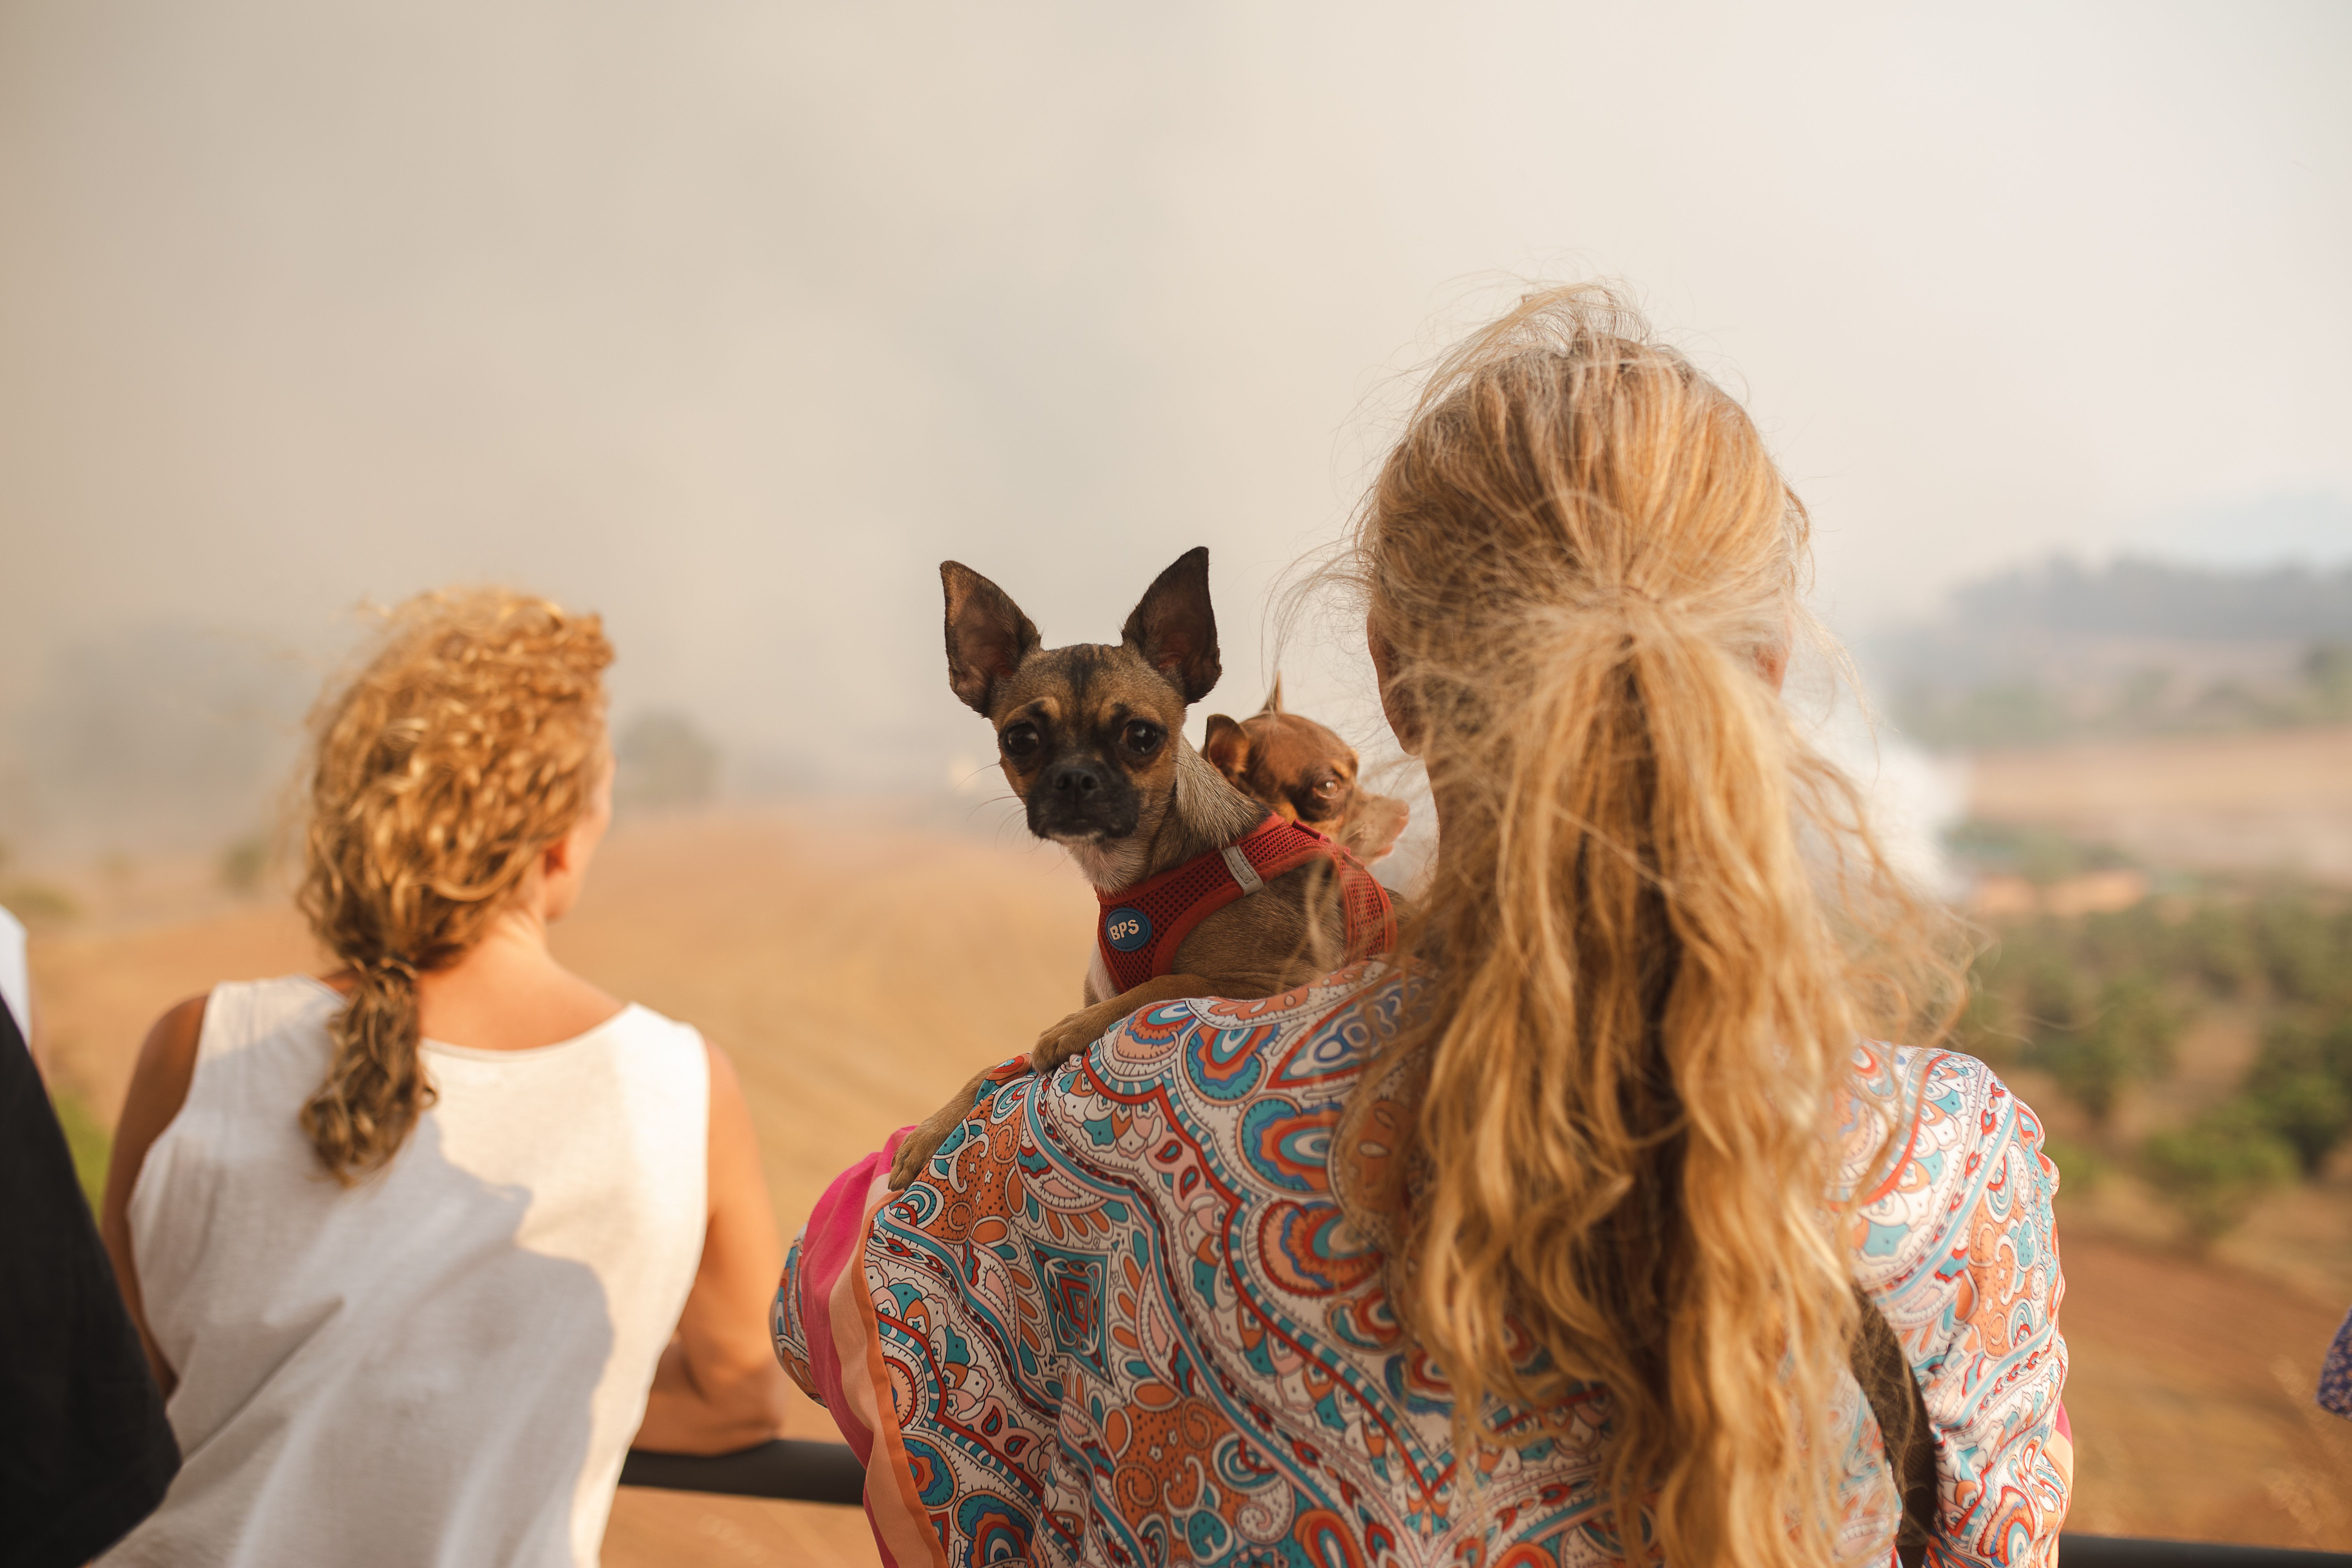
[1095,814,1397,994]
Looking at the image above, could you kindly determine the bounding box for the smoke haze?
[2,0,2347,850]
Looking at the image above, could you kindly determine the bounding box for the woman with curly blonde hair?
[98,588,788,1567]
[780,288,2070,1568]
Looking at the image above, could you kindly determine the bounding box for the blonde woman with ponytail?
[98,589,789,1567]
[782,287,2069,1568]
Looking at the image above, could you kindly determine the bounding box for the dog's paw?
[886,1130,934,1191]
[1030,1009,1107,1073]
[888,1116,960,1191]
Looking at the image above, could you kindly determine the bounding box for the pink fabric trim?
[2054,1401,2071,1442]
[796,1133,901,1464]
[799,1128,945,1568]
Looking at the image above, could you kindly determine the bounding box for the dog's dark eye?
[1314,777,1344,799]
[1000,722,1042,760]
[1122,721,1163,757]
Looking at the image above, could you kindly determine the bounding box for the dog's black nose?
[1050,761,1106,798]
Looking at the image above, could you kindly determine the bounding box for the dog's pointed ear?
[1201,714,1250,784]
[1258,674,1285,715]
[1120,547,1220,704]
[941,561,1041,715]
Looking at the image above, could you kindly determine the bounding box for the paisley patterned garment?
[776,965,2069,1568]
[2320,1307,2352,1419]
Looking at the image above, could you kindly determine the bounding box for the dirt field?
[1965,723,2352,884]
[1958,724,2352,1542]
[28,805,2352,1562]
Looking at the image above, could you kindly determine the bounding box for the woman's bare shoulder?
[119,976,334,1142]
[101,993,211,1247]
[123,994,209,1133]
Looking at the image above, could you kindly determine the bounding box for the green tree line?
[1963,887,2352,1242]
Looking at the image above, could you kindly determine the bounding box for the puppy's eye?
[1122,721,1163,757]
[1314,777,1345,799]
[1000,723,1042,760]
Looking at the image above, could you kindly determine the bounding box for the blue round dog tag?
[1104,907,1153,953]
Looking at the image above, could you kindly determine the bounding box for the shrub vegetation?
[1961,864,2352,1243]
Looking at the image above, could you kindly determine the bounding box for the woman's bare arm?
[100,994,208,1399]
[631,1039,792,1454]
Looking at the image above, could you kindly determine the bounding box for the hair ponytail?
[297,588,612,1183]
[300,956,433,1180]
[1343,287,1956,1568]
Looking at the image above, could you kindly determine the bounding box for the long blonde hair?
[1349,287,1954,1567]
[298,588,612,1182]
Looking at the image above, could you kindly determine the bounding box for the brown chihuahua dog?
[888,547,1392,1190]
[1202,678,1410,865]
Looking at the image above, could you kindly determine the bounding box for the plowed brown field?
[28,806,2352,1563]
[1966,724,2352,885]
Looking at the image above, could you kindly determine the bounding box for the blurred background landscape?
[4,0,2349,1559]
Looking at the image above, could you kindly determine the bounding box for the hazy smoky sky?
[2,0,2347,804]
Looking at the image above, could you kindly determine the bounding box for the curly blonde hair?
[298,587,613,1182]
[1347,287,1959,1567]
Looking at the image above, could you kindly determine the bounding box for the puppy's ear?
[1121,547,1220,704]
[1201,714,1250,784]
[1258,674,1285,715]
[941,561,1041,715]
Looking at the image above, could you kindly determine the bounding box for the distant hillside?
[1947,557,2352,640]
[0,622,742,864]
[1866,556,2352,750]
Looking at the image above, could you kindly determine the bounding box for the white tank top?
[104,975,709,1568]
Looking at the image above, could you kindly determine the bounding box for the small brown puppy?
[888,547,1391,1190]
[1202,678,1410,865]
